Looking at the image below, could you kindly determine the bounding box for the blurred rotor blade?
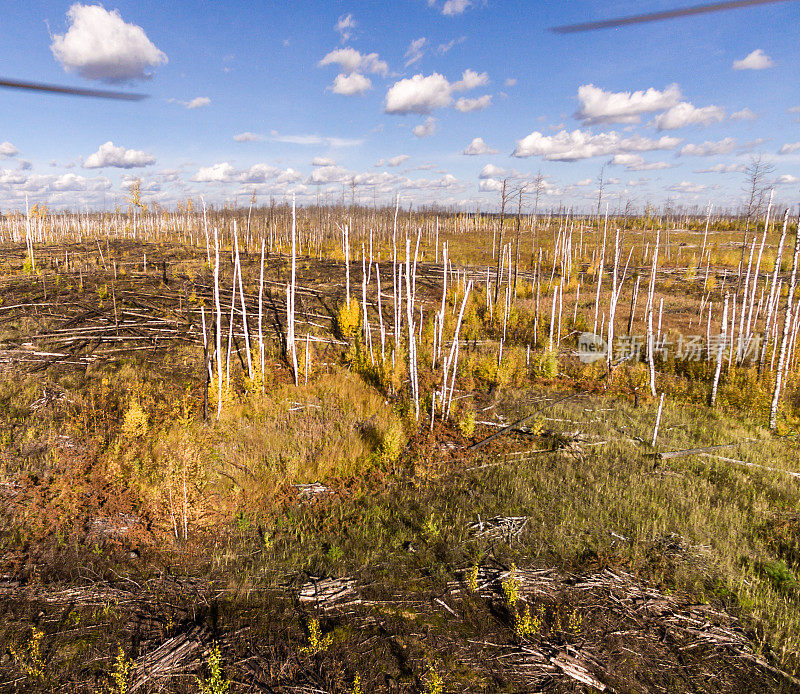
[551,0,794,33]
[0,78,146,101]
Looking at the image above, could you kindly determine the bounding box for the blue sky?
[1,0,799,211]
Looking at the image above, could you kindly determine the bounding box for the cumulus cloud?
[193,162,236,182]
[276,168,303,184]
[779,142,800,155]
[504,77,517,87]
[51,172,112,191]
[318,48,388,76]
[668,181,707,193]
[730,108,757,121]
[454,94,492,112]
[385,74,453,114]
[185,96,210,109]
[453,69,488,91]
[331,73,372,95]
[609,153,671,170]
[462,137,498,155]
[378,155,410,167]
[679,138,737,156]
[733,49,773,70]
[312,157,337,167]
[238,164,280,183]
[695,163,746,173]
[192,162,300,184]
[384,70,488,114]
[413,117,437,138]
[335,14,356,42]
[269,130,363,147]
[776,174,799,185]
[654,102,725,130]
[512,129,681,161]
[233,132,265,142]
[442,0,471,15]
[309,165,351,184]
[0,142,18,158]
[83,141,155,169]
[50,3,167,82]
[479,164,506,179]
[478,178,504,192]
[575,83,681,125]
[405,38,427,67]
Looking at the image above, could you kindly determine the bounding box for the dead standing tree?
[738,154,774,292]
[494,179,509,305]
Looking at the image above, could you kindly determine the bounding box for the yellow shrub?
[121,401,149,438]
[335,300,361,340]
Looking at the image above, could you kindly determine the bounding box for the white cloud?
[654,102,725,130]
[413,117,437,138]
[575,178,593,186]
[401,173,462,190]
[437,36,466,54]
[733,49,773,70]
[233,132,265,142]
[513,129,681,161]
[83,141,155,169]
[385,74,453,114]
[335,14,356,42]
[384,70,486,114]
[51,172,112,191]
[609,153,671,170]
[776,174,799,185]
[309,165,351,184]
[453,69,488,91]
[479,178,504,192]
[405,38,427,67]
[679,138,737,156]
[382,155,410,167]
[193,162,236,182]
[504,78,517,87]
[239,164,281,183]
[442,0,471,15]
[276,168,303,184]
[0,142,18,158]
[269,130,363,147]
[479,164,506,179]
[779,142,800,155]
[575,83,681,125]
[318,48,388,76]
[186,96,210,109]
[331,73,372,95]
[50,3,167,82]
[695,163,746,173]
[669,181,707,193]
[730,108,757,121]
[17,160,32,170]
[454,95,492,112]
[192,162,298,184]
[462,137,498,155]
[312,157,337,167]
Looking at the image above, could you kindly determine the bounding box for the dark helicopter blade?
[551,0,795,33]
[0,78,146,101]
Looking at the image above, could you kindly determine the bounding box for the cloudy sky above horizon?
[2,1,799,212]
